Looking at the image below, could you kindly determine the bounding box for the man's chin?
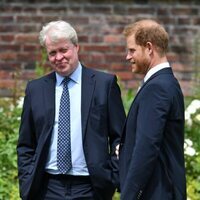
[56,69,69,77]
[131,67,137,73]
[132,69,143,75]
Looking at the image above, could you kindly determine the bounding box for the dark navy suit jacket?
[119,68,186,200]
[17,65,126,200]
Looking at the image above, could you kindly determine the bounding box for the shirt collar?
[56,62,82,86]
[144,62,170,83]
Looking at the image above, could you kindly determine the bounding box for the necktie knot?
[62,77,70,86]
[140,79,144,87]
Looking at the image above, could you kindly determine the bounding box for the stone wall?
[0,0,200,97]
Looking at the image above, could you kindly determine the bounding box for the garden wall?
[0,0,200,96]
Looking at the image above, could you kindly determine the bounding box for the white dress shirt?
[144,62,170,83]
[45,63,89,175]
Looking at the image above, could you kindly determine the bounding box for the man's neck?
[147,55,168,72]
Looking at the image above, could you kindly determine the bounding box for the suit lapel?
[132,67,173,104]
[81,66,95,140]
[42,68,96,141]
[143,67,173,86]
[124,67,173,135]
[43,72,56,127]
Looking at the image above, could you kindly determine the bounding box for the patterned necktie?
[57,77,72,174]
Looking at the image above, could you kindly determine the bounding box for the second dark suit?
[119,68,186,200]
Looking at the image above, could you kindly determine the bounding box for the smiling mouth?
[56,62,68,66]
[56,64,64,67]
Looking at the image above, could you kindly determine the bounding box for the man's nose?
[55,52,64,60]
[126,52,132,60]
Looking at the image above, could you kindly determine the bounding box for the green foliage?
[0,98,21,200]
[186,154,200,200]
[118,78,136,114]
[122,89,136,114]
[184,97,200,199]
[113,191,120,199]
[35,49,51,77]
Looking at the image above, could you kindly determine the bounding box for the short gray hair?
[39,20,78,47]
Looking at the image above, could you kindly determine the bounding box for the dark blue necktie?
[57,77,72,174]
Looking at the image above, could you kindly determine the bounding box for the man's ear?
[76,44,80,52]
[146,42,153,55]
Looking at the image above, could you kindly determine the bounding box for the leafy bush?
[0,98,22,200]
[184,99,200,200]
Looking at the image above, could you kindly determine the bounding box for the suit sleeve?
[108,75,126,187]
[17,82,37,187]
[121,83,171,199]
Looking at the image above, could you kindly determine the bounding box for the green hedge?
[0,98,21,200]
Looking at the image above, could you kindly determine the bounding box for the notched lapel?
[81,67,95,139]
[43,72,56,127]
[128,67,173,118]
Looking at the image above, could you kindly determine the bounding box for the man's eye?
[49,52,56,56]
[129,49,135,53]
[61,49,68,53]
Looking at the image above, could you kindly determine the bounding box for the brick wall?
[0,1,200,97]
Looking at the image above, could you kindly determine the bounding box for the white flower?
[10,104,14,111]
[195,114,200,122]
[0,107,3,113]
[184,138,196,156]
[185,99,200,126]
[187,99,200,114]
[191,99,200,107]
[185,110,192,126]
[184,146,196,156]
[184,139,193,147]
[17,97,24,108]
[185,110,190,121]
